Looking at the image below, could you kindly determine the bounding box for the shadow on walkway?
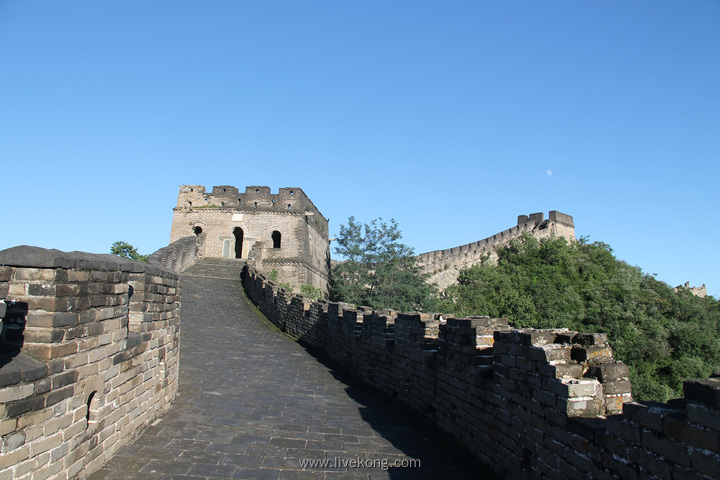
[302,346,496,480]
[87,263,493,480]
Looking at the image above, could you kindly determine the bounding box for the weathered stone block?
[0,445,29,471]
[570,346,613,363]
[559,396,605,418]
[13,268,56,282]
[493,331,514,344]
[0,266,11,282]
[551,378,602,399]
[641,430,692,466]
[606,414,642,444]
[514,330,556,346]
[1,432,26,452]
[27,431,62,457]
[51,371,79,389]
[686,402,720,432]
[67,270,90,282]
[587,362,629,383]
[634,448,672,479]
[605,394,632,415]
[529,344,572,363]
[44,385,75,407]
[622,402,665,433]
[50,313,79,328]
[27,284,56,296]
[534,388,557,408]
[0,418,15,437]
[56,284,80,296]
[572,333,608,346]
[22,342,78,361]
[663,414,720,452]
[8,282,25,296]
[538,362,583,379]
[6,396,45,418]
[690,448,720,477]
[602,380,632,396]
[684,378,720,409]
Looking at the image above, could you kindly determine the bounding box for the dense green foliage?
[445,234,720,402]
[110,241,149,262]
[330,217,439,312]
[300,284,324,300]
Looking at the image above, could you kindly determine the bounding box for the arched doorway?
[272,231,281,248]
[233,227,244,258]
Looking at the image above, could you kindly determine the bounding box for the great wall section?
[417,210,576,290]
[0,247,180,479]
[1,185,719,479]
[243,264,720,480]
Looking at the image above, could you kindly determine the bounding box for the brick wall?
[243,264,720,480]
[148,234,204,273]
[0,247,180,480]
[417,211,576,290]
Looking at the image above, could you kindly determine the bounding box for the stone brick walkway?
[87,260,487,480]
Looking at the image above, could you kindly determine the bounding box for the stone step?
[183,257,246,280]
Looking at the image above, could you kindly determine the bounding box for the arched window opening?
[193,226,203,235]
[233,227,244,259]
[86,391,98,428]
[272,231,281,249]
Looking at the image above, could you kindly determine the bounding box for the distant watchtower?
[170,185,330,293]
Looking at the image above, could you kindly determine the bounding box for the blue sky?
[1,1,718,296]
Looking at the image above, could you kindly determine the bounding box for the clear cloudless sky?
[1,1,718,296]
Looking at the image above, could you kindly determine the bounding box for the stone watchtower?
[170,185,330,293]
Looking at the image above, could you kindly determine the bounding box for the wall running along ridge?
[0,246,180,480]
[417,211,576,291]
[243,264,720,480]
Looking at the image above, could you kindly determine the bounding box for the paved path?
[88,260,487,480]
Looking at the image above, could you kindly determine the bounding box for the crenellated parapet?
[418,210,576,290]
[242,263,720,480]
[173,185,326,223]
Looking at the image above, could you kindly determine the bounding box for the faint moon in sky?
[546,169,553,176]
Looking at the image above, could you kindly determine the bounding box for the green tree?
[300,284,324,300]
[330,217,439,311]
[111,241,149,262]
[445,233,720,402]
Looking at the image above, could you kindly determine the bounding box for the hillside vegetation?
[443,234,720,402]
